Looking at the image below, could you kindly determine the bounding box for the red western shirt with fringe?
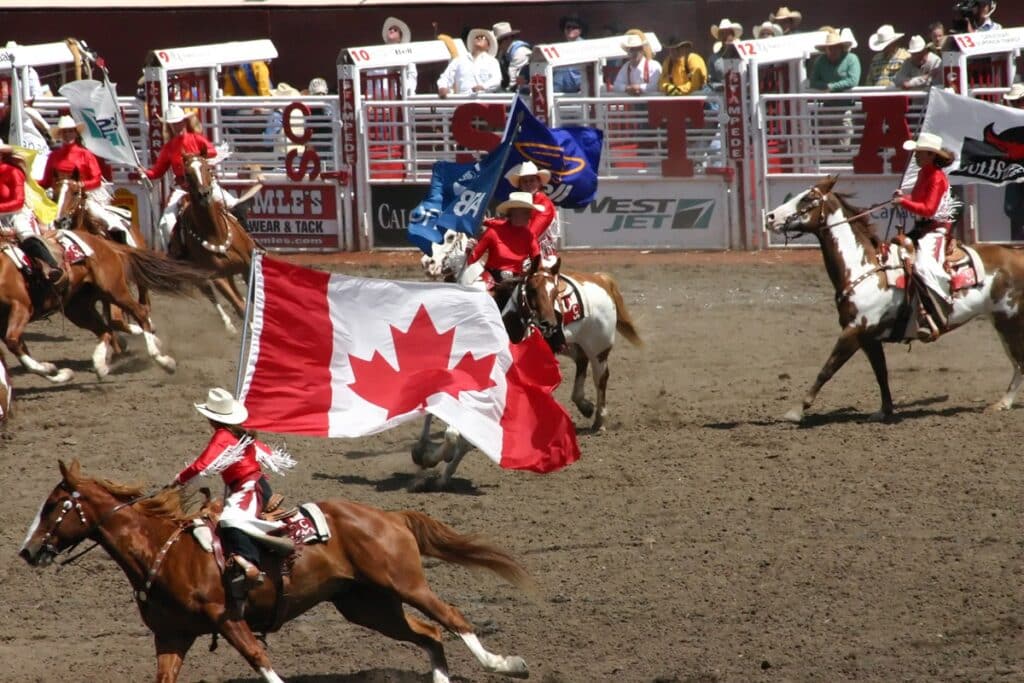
[899,165,949,219]
[145,131,217,185]
[39,144,103,190]
[527,192,556,241]
[0,163,26,213]
[469,221,541,274]
[175,427,265,489]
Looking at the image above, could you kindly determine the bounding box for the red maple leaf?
[348,304,498,418]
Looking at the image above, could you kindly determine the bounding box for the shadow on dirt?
[312,471,487,496]
[224,669,472,682]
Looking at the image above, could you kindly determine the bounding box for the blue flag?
[407,98,603,254]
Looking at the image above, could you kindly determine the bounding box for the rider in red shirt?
[893,132,956,341]
[469,191,541,282]
[504,161,558,263]
[41,116,129,241]
[141,105,239,248]
[169,387,295,599]
[0,145,64,282]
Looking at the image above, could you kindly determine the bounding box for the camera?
[952,0,978,33]
[953,0,978,16]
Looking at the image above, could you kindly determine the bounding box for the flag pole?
[234,251,261,398]
[472,102,525,234]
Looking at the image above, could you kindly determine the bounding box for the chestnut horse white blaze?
[765,175,1024,422]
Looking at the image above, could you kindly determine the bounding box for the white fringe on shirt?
[255,442,297,475]
[196,435,253,476]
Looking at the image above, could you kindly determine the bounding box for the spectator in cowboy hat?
[893,35,941,90]
[264,82,304,154]
[768,7,802,35]
[307,77,329,96]
[756,22,784,39]
[613,31,661,95]
[809,30,860,93]
[1001,83,1024,240]
[553,14,586,94]
[380,16,417,96]
[866,25,909,87]
[707,18,742,92]
[436,28,501,97]
[658,38,708,96]
[493,21,532,92]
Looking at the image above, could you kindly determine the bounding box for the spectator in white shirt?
[381,17,418,96]
[436,28,502,98]
[613,32,662,95]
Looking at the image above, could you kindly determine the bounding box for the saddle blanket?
[557,274,590,325]
[1,244,30,270]
[191,502,331,553]
[56,230,93,264]
[880,243,985,295]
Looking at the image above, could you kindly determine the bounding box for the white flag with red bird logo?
[237,255,580,473]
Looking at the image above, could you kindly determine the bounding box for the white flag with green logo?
[58,79,138,166]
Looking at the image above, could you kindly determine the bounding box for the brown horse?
[0,230,210,382]
[177,152,256,333]
[52,175,151,333]
[523,259,643,431]
[766,175,1024,421]
[20,460,533,683]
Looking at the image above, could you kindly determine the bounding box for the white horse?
[411,229,642,490]
[766,175,1024,421]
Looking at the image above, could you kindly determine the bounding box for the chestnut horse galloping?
[21,460,532,683]
[766,175,1024,421]
[177,152,256,333]
[52,176,151,333]
[0,231,210,382]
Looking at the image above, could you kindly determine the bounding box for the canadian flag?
[237,255,580,473]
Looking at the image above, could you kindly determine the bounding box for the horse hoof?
[94,364,110,380]
[49,368,74,385]
[155,355,177,373]
[866,410,892,423]
[411,442,427,466]
[986,400,1012,412]
[127,323,145,336]
[409,471,438,493]
[782,407,804,423]
[577,401,595,418]
[494,656,529,679]
[40,362,58,375]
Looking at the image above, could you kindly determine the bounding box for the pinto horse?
[52,176,151,333]
[765,175,1024,421]
[0,352,10,424]
[0,231,210,381]
[177,152,256,333]
[20,460,533,683]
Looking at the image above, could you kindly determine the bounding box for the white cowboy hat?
[710,19,743,40]
[466,28,498,57]
[816,30,853,51]
[492,21,520,41]
[839,28,859,50]
[621,32,649,51]
[497,191,543,216]
[769,6,802,26]
[505,161,552,188]
[194,387,248,425]
[868,24,905,52]
[50,114,86,138]
[902,132,954,161]
[382,16,411,43]
[907,35,928,54]
[271,82,300,97]
[756,21,784,38]
[1004,83,1024,102]
[161,104,194,124]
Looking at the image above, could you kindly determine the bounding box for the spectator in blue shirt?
[553,15,585,93]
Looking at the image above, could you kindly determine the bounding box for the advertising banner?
[561,179,730,249]
[371,184,429,248]
[222,182,341,251]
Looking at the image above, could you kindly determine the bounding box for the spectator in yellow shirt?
[223,61,273,97]
[658,39,708,96]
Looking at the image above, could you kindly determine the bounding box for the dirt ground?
[1,249,1022,683]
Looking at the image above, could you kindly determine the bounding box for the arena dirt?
[1,250,1021,682]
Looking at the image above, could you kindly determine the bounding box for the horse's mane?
[833,191,881,248]
[67,470,200,522]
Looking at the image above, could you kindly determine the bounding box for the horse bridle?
[53,180,86,231]
[37,480,158,565]
[782,187,895,235]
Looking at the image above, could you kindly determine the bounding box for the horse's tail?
[119,247,213,296]
[399,510,532,589]
[601,274,643,347]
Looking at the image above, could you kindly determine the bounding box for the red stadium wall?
[2,2,1022,94]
